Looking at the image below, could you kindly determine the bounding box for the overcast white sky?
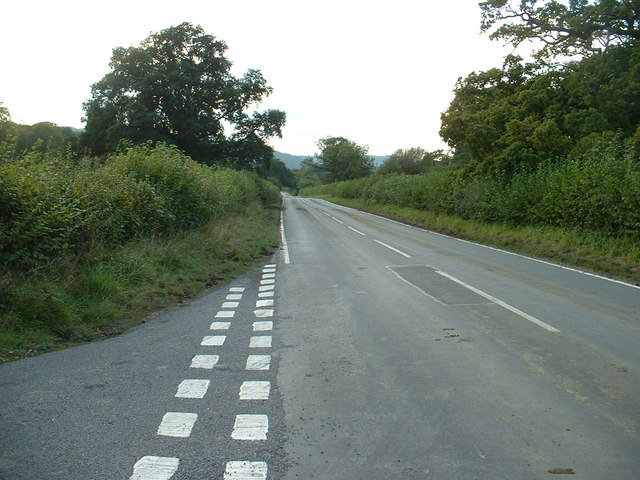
[1,0,513,156]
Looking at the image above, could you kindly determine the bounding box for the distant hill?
[275,151,389,170]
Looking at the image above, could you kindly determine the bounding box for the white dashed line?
[253,309,274,318]
[258,291,274,298]
[256,299,274,307]
[157,412,198,438]
[249,336,272,348]
[265,264,276,268]
[252,321,273,331]
[246,355,271,370]
[226,294,243,300]
[263,268,276,273]
[331,216,344,224]
[259,285,275,292]
[175,379,210,399]
[210,322,231,330]
[222,301,239,309]
[130,456,179,480]
[239,381,271,400]
[215,311,235,318]
[224,461,267,480]
[348,226,366,236]
[190,355,219,369]
[231,414,269,440]
[229,287,245,293]
[201,335,226,346]
[374,239,412,258]
[260,279,275,285]
[262,273,276,279]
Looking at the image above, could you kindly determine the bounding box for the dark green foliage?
[14,122,80,157]
[377,147,448,175]
[81,23,285,170]
[313,136,375,183]
[267,158,297,190]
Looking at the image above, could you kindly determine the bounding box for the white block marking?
[258,291,274,298]
[229,287,245,292]
[249,336,272,348]
[210,321,231,330]
[226,294,243,300]
[222,301,239,309]
[175,379,210,399]
[374,239,412,258]
[240,381,271,400]
[256,299,274,308]
[215,310,235,318]
[157,412,197,437]
[130,456,179,480]
[262,273,276,279]
[253,309,274,318]
[224,461,267,480]
[259,285,275,292]
[252,321,273,331]
[263,268,276,273]
[190,355,219,369]
[260,279,275,285]
[246,355,271,370]
[231,414,268,440]
[201,335,226,346]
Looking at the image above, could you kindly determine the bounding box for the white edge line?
[311,198,640,291]
[435,269,561,333]
[374,239,412,258]
[280,211,291,265]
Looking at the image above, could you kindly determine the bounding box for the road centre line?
[435,269,561,333]
[348,226,366,236]
[374,239,412,258]
[130,456,179,480]
[331,216,344,224]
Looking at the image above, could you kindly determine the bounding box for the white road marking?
[322,211,331,217]
[253,309,274,318]
[157,412,197,437]
[229,287,245,293]
[226,293,243,300]
[249,336,272,348]
[201,335,226,346]
[222,301,239,308]
[259,285,275,292]
[190,355,219,369]
[175,379,210,399]
[280,212,291,264]
[258,291,274,298]
[256,299,274,307]
[253,321,273,331]
[263,268,276,273]
[435,269,561,333]
[130,456,179,480]
[231,414,268,440]
[332,216,344,224]
[224,461,267,480]
[210,321,231,330]
[239,381,271,400]
[265,263,276,268]
[246,355,271,370]
[215,311,235,318]
[348,226,366,236]
[374,239,412,258]
[260,279,275,285]
[262,273,276,279]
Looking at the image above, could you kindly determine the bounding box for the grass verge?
[0,203,280,363]
[309,195,640,285]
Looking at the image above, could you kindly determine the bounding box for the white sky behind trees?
[1,0,514,156]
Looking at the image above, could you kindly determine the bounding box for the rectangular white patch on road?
[201,335,226,346]
[190,355,219,369]
[249,336,272,348]
[226,294,243,300]
[229,287,245,292]
[210,321,231,330]
[258,291,274,298]
[262,273,276,279]
[157,412,197,437]
[224,461,267,480]
[253,309,273,318]
[260,279,275,285]
[263,268,276,273]
[215,310,235,318]
[255,299,274,308]
[252,321,273,331]
[222,301,239,309]
[175,379,210,399]
[231,414,268,440]
[239,381,271,400]
[130,456,179,480]
[246,355,271,370]
[259,285,274,292]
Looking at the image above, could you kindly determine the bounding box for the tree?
[0,103,16,160]
[378,147,446,175]
[81,22,285,170]
[267,158,297,190]
[14,122,80,157]
[480,0,640,59]
[314,137,374,183]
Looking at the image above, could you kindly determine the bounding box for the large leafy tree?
[378,147,446,175]
[480,0,640,59]
[82,23,285,170]
[314,137,374,183]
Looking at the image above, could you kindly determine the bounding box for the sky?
[1,0,514,157]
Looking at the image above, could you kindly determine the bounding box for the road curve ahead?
[276,194,640,479]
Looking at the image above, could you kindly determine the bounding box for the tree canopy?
[313,137,375,183]
[81,22,285,171]
[377,147,447,175]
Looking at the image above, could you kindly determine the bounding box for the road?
[1,194,639,479]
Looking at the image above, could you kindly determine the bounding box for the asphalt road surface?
[1,194,639,479]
